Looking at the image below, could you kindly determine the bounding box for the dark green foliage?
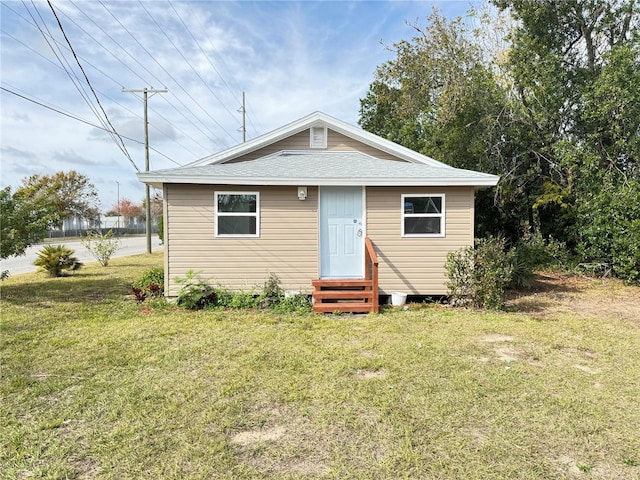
[174,270,216,310]
[157,214,164,245]
[1,187,52,279]
[133,266,165,298]
[446,237,514,310]
[33,245,82,278]
[508,233,569,288]
[574,179,640,284]
[360,1,640,283]
[271,293,312,314]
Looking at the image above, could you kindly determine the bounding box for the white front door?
[320,186,364,278]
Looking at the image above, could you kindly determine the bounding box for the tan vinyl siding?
[366,187,475,295]
[228,129,403,162]
[164,184,475,297]
[165,184,318,296]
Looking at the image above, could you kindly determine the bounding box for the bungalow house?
[137,112,499,313]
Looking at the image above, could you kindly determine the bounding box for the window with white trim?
[402,194,445,237]
[215,192,259,237]
[310,126,327,148]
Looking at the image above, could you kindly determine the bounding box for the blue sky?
[1,1,480,210]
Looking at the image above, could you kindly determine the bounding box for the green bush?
[34,244,82,277]
[174,270,216,310]
[271,293,312,314]
[446,237,514,310]
[80,229,121,267]
[133,266,164,298]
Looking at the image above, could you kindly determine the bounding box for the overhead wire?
[1,27,210,158]
[50,1,221,153]
[181,0,263,137]
[136,1,237,142]
[1,85,182,167]
[98,0,229,150]
[22,0,133,164]
[167,1,240,122]
[46,0,134,165]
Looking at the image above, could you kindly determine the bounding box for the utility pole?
[122,87,167,254]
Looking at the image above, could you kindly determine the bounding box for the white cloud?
[1,0,481,208]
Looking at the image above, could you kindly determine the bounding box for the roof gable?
[186,111,447,168]
[138,112,500,188]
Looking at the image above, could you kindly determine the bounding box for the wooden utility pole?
[122,87,167,254]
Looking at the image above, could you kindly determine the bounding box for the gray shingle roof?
[139,151,498,187]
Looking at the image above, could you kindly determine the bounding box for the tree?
[359,1,640,282]
[358,7,526,240]
[493,0,640,280]
[1,186,52,279]
[16,170,98,226]
[112,198,143,226]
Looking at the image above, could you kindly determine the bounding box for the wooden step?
[312,302,374,314]
[311,278,377,314]
[312,279,372,289]
[312,290,373,300]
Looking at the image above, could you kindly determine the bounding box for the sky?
[1,0,481,212]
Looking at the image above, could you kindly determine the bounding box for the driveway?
[1,236,164,276]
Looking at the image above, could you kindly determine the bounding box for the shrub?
[174,270,216,310]
[81,229,121,267]
[34,244,82,277]
[446,237,513,310]
[133,266,164,298]
[272,293,312,314]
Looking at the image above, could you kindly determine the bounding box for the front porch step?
[311,279,377,314]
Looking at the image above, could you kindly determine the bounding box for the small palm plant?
[34,244,82,277]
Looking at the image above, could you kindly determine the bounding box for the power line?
[1,27,210,158]
[167,1,240,122]
[0,85,181,168]
[181,0,263,137]
[46,0,133,163]
[136,1,237,142]
[52,0,228,152]
[98,0,229,150]
[22,0,132,162]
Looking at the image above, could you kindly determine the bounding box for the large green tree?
[495,0,640,280]
[359,1,640,282]
[16,170,98,226]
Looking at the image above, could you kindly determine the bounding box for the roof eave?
[137,173,499,188]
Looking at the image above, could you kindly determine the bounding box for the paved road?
[1,236,164,276]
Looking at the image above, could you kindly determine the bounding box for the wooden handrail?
[364,237,379,313]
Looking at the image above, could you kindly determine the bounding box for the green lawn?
[1,254,639,479]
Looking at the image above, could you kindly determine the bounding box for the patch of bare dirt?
[229,403,330,476]
[230,425,287,446]
[353,368,387,379]
[506,271,640,324]
[480,334,514,343]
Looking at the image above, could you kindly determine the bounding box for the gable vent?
[310,126,327,149]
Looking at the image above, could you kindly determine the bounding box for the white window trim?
[214,191,260,238]
[401,194,446,238]
[310,126,327,149]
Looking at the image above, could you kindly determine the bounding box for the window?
[215,192,259,237]
[401,194,445,237]
[310,126,327,148]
